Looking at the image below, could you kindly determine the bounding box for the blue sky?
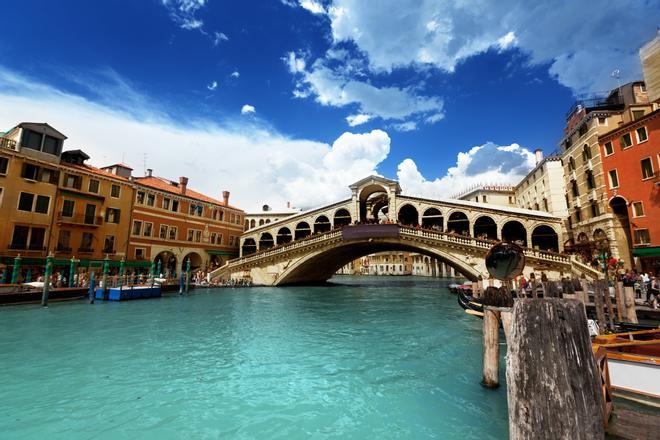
[0,0,657,210]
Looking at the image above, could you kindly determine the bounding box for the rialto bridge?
[210,176,601,285]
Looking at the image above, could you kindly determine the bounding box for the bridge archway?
[398,204,419,226]
[359,184,389,223]
[422,208,443,230]
[333,209,352,228]
[314,215,331,234]
[531,225,559,252]
[502,220,527,246]
[473,215,497,240]
[295,222,312,240]
[275,239,481,285]
[259,232,274,250]
[276,227,292,245]
[447,211,470,236]
[242,238,257,256]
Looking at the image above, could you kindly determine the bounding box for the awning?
[0,257,151,268]
[632,247,660,257]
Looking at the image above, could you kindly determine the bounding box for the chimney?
[146,168,153,177]
[179,176,189,194]
[222,190,230,206]
[534,149,544,165]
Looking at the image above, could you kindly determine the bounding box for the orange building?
[599,108,660,273]
[127,170,244,276]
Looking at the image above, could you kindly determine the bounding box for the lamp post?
[42,253,53,307]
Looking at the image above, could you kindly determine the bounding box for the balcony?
[572,197,581,208]
[570,170,577,181]
[57,212,103,226]
[589,189,598,201]
[565,92,625,120]
[0,137,17,151]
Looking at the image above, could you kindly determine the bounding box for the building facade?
[128,171,244,276]
[559,82,652,262]
[456,185,516,207]
[599,108,660,272]
[514,150,569,219]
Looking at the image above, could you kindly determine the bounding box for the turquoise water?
[0,276,508,439]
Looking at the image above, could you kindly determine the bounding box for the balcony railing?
[0,137,17,151]
[57,212,103,226]
[565,93,624,120]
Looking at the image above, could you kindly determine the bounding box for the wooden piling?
[506,299,605,439]
[482,306,500,389]
[614,281,624,322]
[579,280,589,307]
[593,281,607,332]
[623,286,638,324]
[602,280,615,329]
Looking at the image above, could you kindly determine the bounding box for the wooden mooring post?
[614,281,624,322]
[482,306,500,388]
[506,299,605,439]
[622,286,639,324]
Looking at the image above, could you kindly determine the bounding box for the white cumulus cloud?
[206,80,218,91]
[241,104,256,115]
[230,71,240,78]
[397,142,537,199]
[213,31,229,45]
[346,113,371,126]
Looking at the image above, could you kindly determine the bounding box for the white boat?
[593,329,660,406]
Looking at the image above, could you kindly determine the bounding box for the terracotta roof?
[62,162,130,181]
[134,176,243,211]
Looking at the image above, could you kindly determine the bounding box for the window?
[23,129,43,151]
[598,117,607,126]
[57,230,71,251]
[641,157,654,180]
[634,229,650,245]
[63,174,82,190]
[229,236,234,246]
[171,200,179,212]
[586,171,595,190]
[632,202,645,217]
[103,235,115,253]
[608,169,619,188]
[136,191,145,204]
[21,163,39,180]
[187,229,194,242]
[143,222,153,237]
[135,248,145,260]
[636,126,648,143]
[29,227,45,250]
[571,181,579,197]
[210,232,217,244]
[482,195,487,202]
[84,204,96,224]
[159,224,168,239]
[543,198,548,211]
[105,208,121,224]
[582,144,592,161]
[88,179,99,193]
[42,135,61,155]
[0,187,3,207]
[146,194,155,206]
[603,141,614,156]
[110,184,120,198]
[632,110,645,120]
[132,220,142,235]
[59,200,74,218]
[169,226,177,240]
[620,133,633,149]
[10,225,29,249]
[509,196,514,204]
[18,192,34,211]
[568,157,576,171]
[162,198,171,210]
[195,230,202,242]
[590,201,599,218]
[534,203,539,210]
[578,124,587,137]
[0,156,8,174]
[230,213,236,223]
[34,195,49,214]
[80,232,94,252]
[574,208,581,222]
[217,233,223,245]
[217,210,224,221]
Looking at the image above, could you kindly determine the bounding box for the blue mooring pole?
[42,253,53,307]
[179,273,184,295]
[185,258,191,294]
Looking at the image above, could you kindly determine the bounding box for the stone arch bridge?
[211,176,600,285]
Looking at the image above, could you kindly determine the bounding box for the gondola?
[457,289,484,315]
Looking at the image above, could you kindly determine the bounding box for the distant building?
[129,170,245,275]
[514,149,569,219]
[598,108,660,272]
[559,81,653,262]
[245,203,299,231]
[456,185,516,207]
[640,32,660,103]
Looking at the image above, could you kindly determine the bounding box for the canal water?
[0,276,508,439]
